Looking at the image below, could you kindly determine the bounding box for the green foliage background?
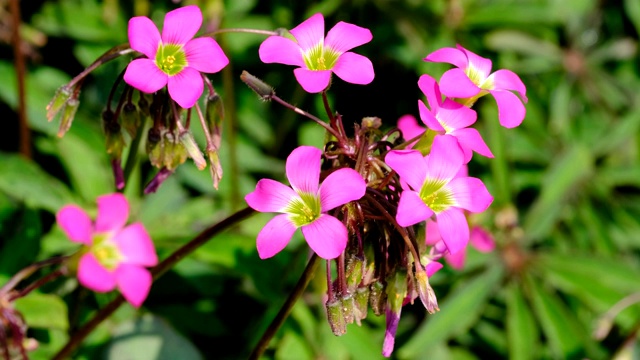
[2,0,640,359]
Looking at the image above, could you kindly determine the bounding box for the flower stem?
[248,253,320,360]
[8,269,66,301]
[10,0,30,159]
[271,95,343,140]
[51,207,256,360]
[67,44,133,89]
[0,256,68,296]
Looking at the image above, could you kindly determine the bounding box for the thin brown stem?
[248,253,320,360]
[10,0,30,158]
[52,207,255,360]
[271,95,343,140]
[0,256,68,296]
[8,269,66,301]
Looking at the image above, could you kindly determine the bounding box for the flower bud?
[144,167,174,194]
[361,116,381,129]
[205,94,224,146]
[121,103,141,138]
[57,98,79,137]
[179,131,206,170]
[354,286,369,323]
[325,298,347,336]
[207,149,223,190]
[46,85,72,122]
[369,280,386,316]
[415,270,439,314]
[386,270,408,313]
[240,71,274,100]
[341,293,356,325]
[346,256,364,293]
[137,92,152,118]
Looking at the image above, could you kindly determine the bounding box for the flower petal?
[424,47,468,69]
[488,69,527,102]
[293,68,332,93]
[331,52,374,85]
[490,90,526,128]
[116,264,152,308]
[385,149,427,191]
[258,36,305,66]
[446,177,493,213]
[450,128,493,163]
[425,135,464,183]
[56,205,92,245]
[128,16,161,59]
[77,253,117,292]
[167,67,204,108]
[95,193,129,233]
[397,114,425,141]
[325,21,372,53]
[301,214,347,259]
[161,5,202,45]
[286,146,321,194]
[256,214,297,259]
[112,223,158,267]
[319,168,366,211]
[396,190,433,227]
[417,74,442,111]
[444,247,466,270]
[470,226,496,252]
[123,58,168,94]
[382,307,401,357]
[438,68,482,98]
[425,219,441,246]
[425,261,444,277]
[245,179,299,213]
[184,37,229,73]
[290,13,325,53]
[435,208,468,255]
[419,100,444,131]
[437,99,477,130]
[458,45,493,80]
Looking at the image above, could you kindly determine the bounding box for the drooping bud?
[144,167,174,194]
[369,280,386,316]
[179,131,206,170]
[111,158,125,190]
[240,71,274,100]
[207,149,223,190]
[56,98,80,137]
[205,93,224,147]
[340,293,356,325]
[325,299,347,336]
[354,286,369,323]
[137,92,152,118]
[46,85,72,122]
[345,256,364,293]
[386,270,408,313]
[120,103,141,138]
[382,307,402,357]
[415,270,439,314]
[103,111,125,158]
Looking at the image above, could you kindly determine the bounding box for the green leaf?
[506,282,538,360]
[0,207,42,274]
[0,152,77,213]
[275,331,314,360]
[104,313,204,360]
[398,265,504,359]
[14,292,69,330]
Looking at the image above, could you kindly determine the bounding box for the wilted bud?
[415,270,439,314]
[325,299,347,336]
[56,98,80,137]
[369,280,386,316]
[207,149,223,190]
[361,117,382,129]
[46,85,72,122]
[179,131,206,170]
[121,103,141,138]
[240,71,274,100]
[205,94,224,146]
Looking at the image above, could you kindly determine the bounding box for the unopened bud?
[179,131,206,170]
[386,270,408,312]
[205,94,224,147]
[207,149,223,190]
[341,293,356,325]
[164,132,187,170]
[121,103,141,138]
[46,85,72,122]
[361,117,381,129]
[240,71,274,100]
[354,286,369,323]
[57,98,79,137]
[415,270,439,314]
[369,281,386,316]
[346,256,364,292]
[144,167,174,194]
[325,299,347,336]
[111,158,125,190]
[137,92,151,117]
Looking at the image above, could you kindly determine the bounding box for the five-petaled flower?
[417,74,493,163]
[424,44,527,128]
[385,135,493,254]
[259,13,375,93]
[245,146,367,259]
[124,5,229,108]
[56,193,158,308]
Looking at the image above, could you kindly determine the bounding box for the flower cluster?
[42,6,526,358]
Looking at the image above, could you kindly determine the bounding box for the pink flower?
[425,220,496,274]
[424,44,527,128]
[56,193,158,307]
[397,114,424,142]
[259,13,375,93]
[417,74,493,163]
[245,146,366,259]
[123,5,229,108]
[385,135,493,254]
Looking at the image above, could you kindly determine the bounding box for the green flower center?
[418,178,454,214]
[303,44,340,71]
[155,43,188,76]
[286,192,322,227]
[91,233,123,271]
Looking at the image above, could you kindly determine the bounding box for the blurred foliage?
[1,0,640,359]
